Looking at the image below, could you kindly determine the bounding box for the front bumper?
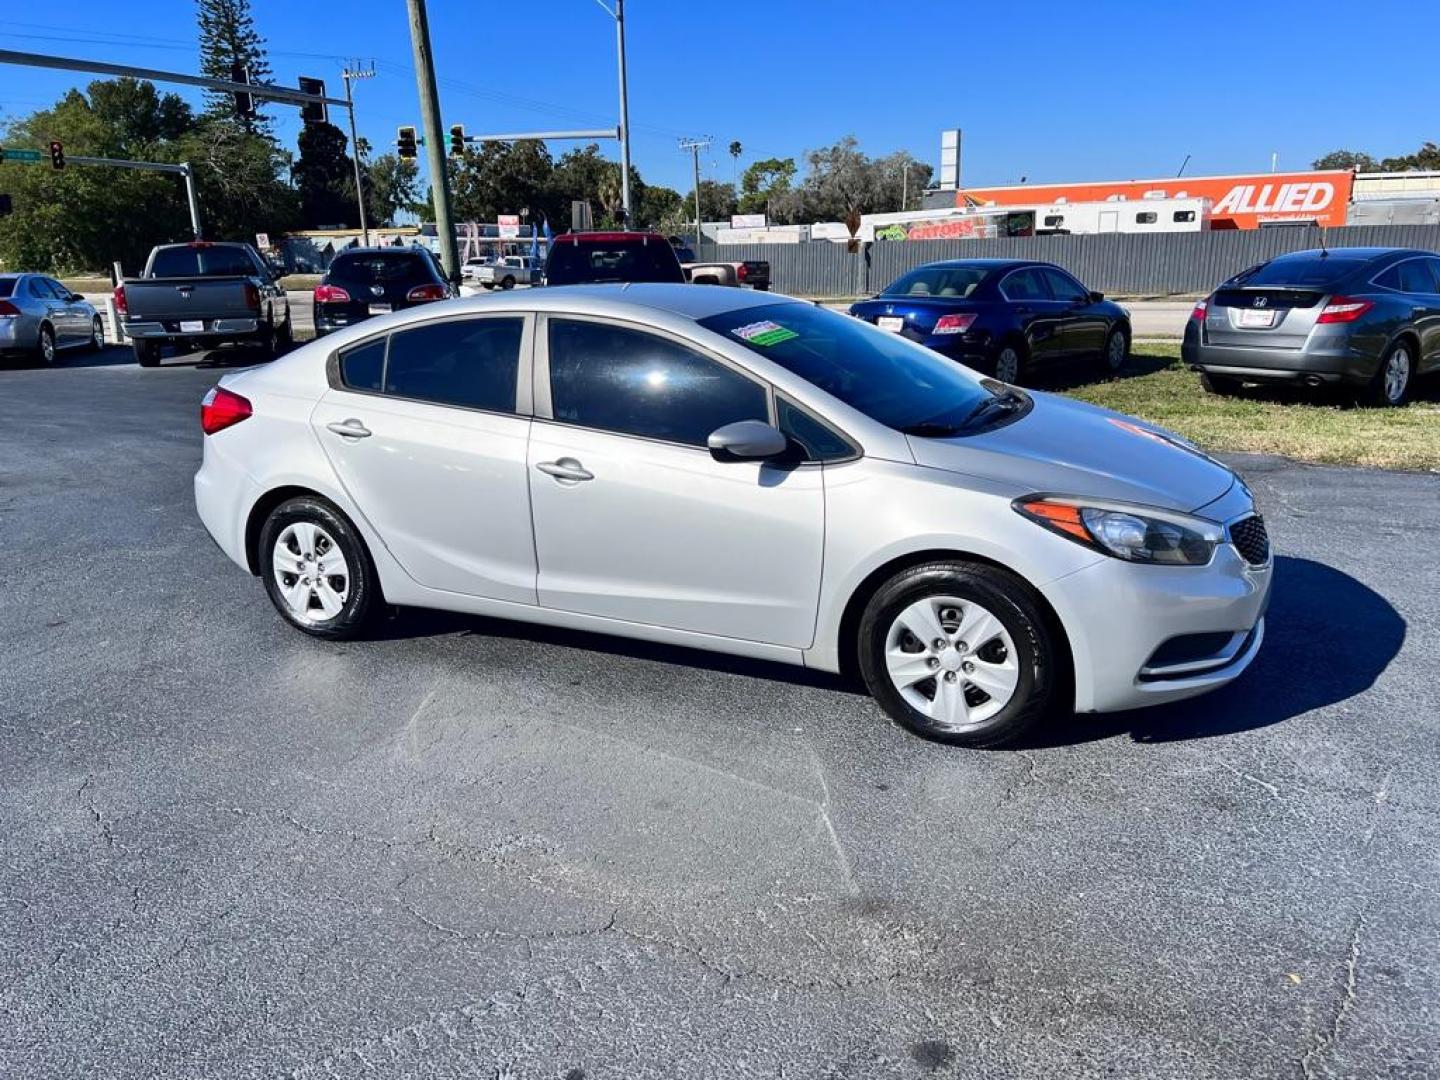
[1181,322,1379,385]
[1041,542,1273,713]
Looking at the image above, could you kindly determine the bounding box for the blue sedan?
[0,273,106,365]
[850,259,1131,384]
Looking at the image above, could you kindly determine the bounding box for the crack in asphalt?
[1298,908,1367,1080]
[77,776,115,847]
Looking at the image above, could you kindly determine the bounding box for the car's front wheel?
[857,561,1058,747]
[259,496,379,639]
[1099,326,1129,373]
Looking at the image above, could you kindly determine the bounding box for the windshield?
[698,302,998,433]
[149,245,256,277]
[545,238,684,285]
[881,264,991,299]
[1236,255,1369,288]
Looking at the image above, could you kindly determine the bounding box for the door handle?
[536,458,594,482]
[326,419,372,439]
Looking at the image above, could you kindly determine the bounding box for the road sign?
[255,232,271,250]
[2,148,42,163]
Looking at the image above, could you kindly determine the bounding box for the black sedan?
[849,259,1131,384]
[1183,247,1439,406]
[313,247,454,337]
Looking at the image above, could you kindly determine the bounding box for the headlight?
[1013,496,1221,566]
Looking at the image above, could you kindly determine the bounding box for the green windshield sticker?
[731,319,798,347]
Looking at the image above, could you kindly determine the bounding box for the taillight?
[407,283,447,302]
[1316,297,1374,324]
[314,284,351,303]
[736,263,748,281]
[0,300,19,318]
[113,284,128,316]
[933,313,977,335]
[1191,299,1208,321]
[200,386,252,435]
[243,283,260,311]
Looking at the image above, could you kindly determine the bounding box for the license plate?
[877,316,904,332]
[1237,309,1277,328]
[179,320,204,334]
[368,303,392,315]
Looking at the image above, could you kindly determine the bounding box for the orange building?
[955,170,1355,229]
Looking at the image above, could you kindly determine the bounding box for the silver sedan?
[194,285,1272,747]
[0,273,106,364]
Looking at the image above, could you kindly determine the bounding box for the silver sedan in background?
[0,273,106,364]
[195,285,1272,748]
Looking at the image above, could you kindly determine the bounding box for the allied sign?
[954,170,1355,229]
[730,213,766,229]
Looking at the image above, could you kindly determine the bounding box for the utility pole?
[342,62,376,246]
[405,0,459,281]
[902,162,910,213]
[680,137,710,247]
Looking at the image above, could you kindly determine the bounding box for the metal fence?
[699,224,1440,299]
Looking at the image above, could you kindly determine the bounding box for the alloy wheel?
[1385,347,1411,404]
[91,317,105,350]
[40,327,56,364]
[1106,331,1126,370]
[272,521,350,624]
[995,347,1021,383]
[883,595,1019,731]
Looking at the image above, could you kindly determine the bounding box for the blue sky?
[1,0,1433,195]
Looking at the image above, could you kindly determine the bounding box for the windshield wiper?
[957,387,1026,429]
[899,421,967,437]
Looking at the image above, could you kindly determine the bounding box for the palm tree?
[728,140,742,187]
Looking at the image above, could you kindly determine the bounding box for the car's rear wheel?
[857,561,1058,747]
[259,496,378,639]
[1100,326,1128,373]
[993,342,1027,384]
[1199,371,1241,396]
[133,340,161,367]
[1362,340,1413,407]
[88,315,105,352]
[37,324,57,366]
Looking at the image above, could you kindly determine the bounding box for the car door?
[43,279,84,342]
[309,313,539,603]
[1041,266,1108,356]
[527,314,825,648]
[29,278,75,344]
[998,267,1067,365]
[1411,258,1440,373]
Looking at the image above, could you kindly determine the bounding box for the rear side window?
[547,319,767,446]
[329,253,429,285]
[1000,268,1049,300]
[384,318,524,411]
[545,239,684,285]
[1396,259,1437,294]
[149,246,257,277]
[339,338,386,391]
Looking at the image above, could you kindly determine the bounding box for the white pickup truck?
[471,255,539,290]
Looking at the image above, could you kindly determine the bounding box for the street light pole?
[405,0,460,281]
[614,0,632,229]
[342,63,376,247]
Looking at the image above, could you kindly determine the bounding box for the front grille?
[1229,514,1270,565]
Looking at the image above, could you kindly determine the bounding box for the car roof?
[1270,247,1424,263]
[515,283,795,320]
[550,231,669,244]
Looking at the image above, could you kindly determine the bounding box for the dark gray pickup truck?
[115,242,291,367]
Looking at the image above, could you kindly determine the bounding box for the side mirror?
[1088,290,1104,303]
[707,419,788,461]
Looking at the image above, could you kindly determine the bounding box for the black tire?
[258,496,379,640]
[37,324,58,366]
[275,313,293,354]
[88,315,106,352]
[133,340,161,367]
[1199,371,1240,396]
[501,276,516,290]
[992,339,1028,385]
[857,561,1058,748]
[1360,338,1414,408]
[1099,326,1129,373]
[257,320,281,358]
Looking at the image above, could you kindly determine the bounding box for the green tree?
[0,79,195,273]
[1380,142,1440,172]
[360,152,423,226]
[1312,149,1378,171]
[293,121,354,228]
[681,179,738,225]
[636,184,683,231]
[176,117,299,245]
[450,140,555,224]
[738,156,796,218]
[196,0,273,136]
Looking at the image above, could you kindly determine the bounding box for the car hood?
[907,391,1236,514]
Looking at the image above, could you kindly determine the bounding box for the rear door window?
[547,318,768,446]
[1040,268,1089,302]
[999,268,1050,301]
[27,278,60,299]
[383,318,524,412]
[1396,259,1437,294]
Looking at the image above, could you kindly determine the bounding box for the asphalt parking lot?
[2,348,1438,1079]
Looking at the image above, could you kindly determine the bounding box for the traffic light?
[396,126,418,159]
[230,62,255,120]
[449,124,466,156]
[298,77,327,126]
[48,141,64,170]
